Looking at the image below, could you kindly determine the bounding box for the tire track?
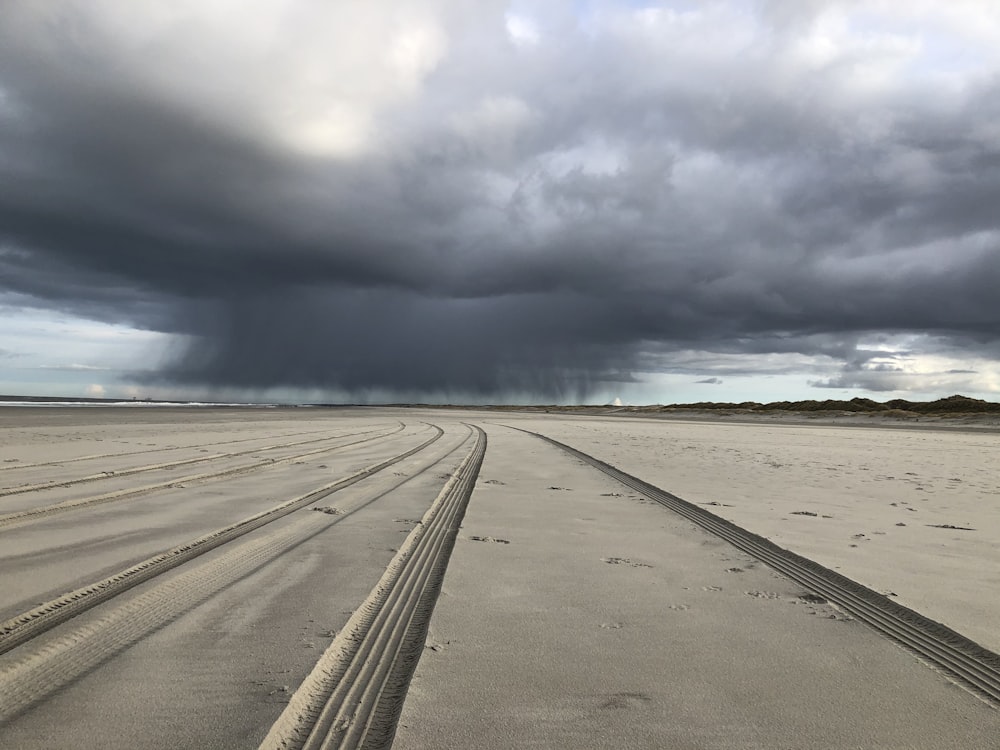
[0,425,349,473]
[0,424,411,530]
[0,426,449,657]
[520,427,1000,707]
[0,426,394,498]
[259,425,486,750]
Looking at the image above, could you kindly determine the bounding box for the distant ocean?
[0,400,277,408]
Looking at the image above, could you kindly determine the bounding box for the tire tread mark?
[0,426,352,473]
[520,427,1000,707]
[0,425,411,529]
[0,426,444,656]
[259,425,486,750]
[0,427,390,498]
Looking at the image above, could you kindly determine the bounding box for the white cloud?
[505,13,540,45]
[5,0,452,158]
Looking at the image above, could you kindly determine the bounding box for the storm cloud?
[1,1,999,401]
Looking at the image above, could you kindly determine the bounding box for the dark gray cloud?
[1,1,999,400]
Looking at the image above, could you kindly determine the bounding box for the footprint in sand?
[798,593,827,604]
[469,535,510,544]
[745,590,781,600]
[601,557,652,568]
[797,594,854,621]
[600,692,652,710]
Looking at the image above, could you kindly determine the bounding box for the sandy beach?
[1,406,998,748]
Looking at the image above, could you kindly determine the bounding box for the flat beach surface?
[0,406,997,748]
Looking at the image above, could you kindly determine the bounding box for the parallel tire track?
[0,424,410,530]
[0,425,349,473]
[523,427,1000,707]
[0,426,445,656]
[0,427,393,498]
[0,427,453,726]
[259,425,486,750]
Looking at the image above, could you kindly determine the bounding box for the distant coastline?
[3,392,999,415]
[0,395,272,407]
[376,393,1000,416]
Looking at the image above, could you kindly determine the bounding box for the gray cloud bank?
[1,1,999,400]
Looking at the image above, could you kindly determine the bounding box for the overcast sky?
[2,0,999,404]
